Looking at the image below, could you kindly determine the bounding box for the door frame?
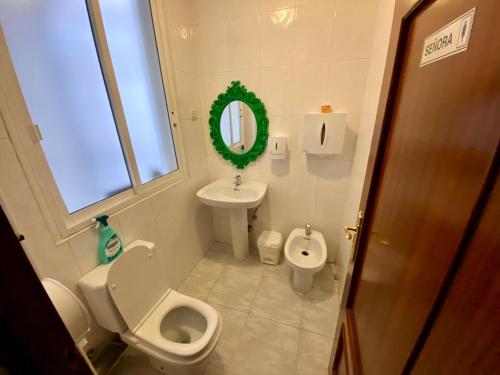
[330,0,436,371]
[0,206,92,374]
[336,0,423,323]
[331,0,500,373]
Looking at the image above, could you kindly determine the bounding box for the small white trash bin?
[257,230,284,265]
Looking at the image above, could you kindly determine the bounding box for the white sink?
[197,179,267,260]
[196,179,267,209]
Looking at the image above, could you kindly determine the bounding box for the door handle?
[344,210,363,262]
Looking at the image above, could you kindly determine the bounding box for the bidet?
[285,227,327,292]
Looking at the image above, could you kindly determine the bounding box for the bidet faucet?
[305,223,312,236]
[234,175,242,187]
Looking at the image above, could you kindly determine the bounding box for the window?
[0,0,182,233]
[99,0,178,184]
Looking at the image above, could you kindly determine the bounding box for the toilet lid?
[107,242,170,331]
[41,278,91,343]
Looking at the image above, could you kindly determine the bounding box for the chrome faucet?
[233,175,242,188]
[305,223,312,236]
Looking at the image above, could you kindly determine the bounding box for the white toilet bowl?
[118,291,222,375]
[78,241,222,375]
[285,228,327,292]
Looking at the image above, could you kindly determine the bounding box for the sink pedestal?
[197,179,267,261]
[229,209,249,261]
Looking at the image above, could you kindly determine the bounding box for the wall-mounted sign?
[420,8,475,67]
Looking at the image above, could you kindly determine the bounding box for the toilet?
[78,240,222,375]
[40,278,92,346]
[285,228,327,292]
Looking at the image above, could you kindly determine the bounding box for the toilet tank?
[78,240,155,333]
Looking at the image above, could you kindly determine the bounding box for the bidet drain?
[301,251,309,256]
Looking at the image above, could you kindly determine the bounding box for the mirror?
[209,81,268,169]
[220,101,256,154]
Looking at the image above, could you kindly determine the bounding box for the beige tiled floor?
[112,242,340,375]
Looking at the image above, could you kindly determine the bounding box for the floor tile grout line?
[211,300,251,316]
[179,254,225,301]
[205,249,264,315]
[198,248,337,325]
[245,309,334,339]
[295,327,303,375]
[204,255,227,300]
[186,243,338,375]
[300,325,335,339]
[202,244,236,300]
[248,310,301,330]
[245,277,306,329]
[247,262,265,317]
[201,245,339,315]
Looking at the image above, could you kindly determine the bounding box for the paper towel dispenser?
[302,113,347,155]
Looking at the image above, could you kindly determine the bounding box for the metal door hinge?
[28,123,43,143]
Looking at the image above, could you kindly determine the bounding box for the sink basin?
[196,179,267,209]
[196,179,267,261]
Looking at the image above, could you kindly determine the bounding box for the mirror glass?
[220,101,256,154]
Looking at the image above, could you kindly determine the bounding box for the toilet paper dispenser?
[269,137,287,159]
[302,113,347,155]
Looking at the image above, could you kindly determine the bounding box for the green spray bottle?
[95,215,123,264]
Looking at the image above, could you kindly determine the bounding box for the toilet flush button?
[111,283,117,290]
[148,253,152,259]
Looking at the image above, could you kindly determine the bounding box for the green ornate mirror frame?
[209,81,269,169]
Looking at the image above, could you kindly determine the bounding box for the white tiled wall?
[190,0,381,262]
[0,0,213,351]
[337,0,396,296]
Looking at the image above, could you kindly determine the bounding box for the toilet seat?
[106,242,221,363]
[134,290,218,357]
[120,313,222,367]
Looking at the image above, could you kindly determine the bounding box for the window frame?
[0,0,187,241]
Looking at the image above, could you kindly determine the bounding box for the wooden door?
[0,207,92,374]
[410,170,499,374]
[332,0,500,374]
[332,324,353,375]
